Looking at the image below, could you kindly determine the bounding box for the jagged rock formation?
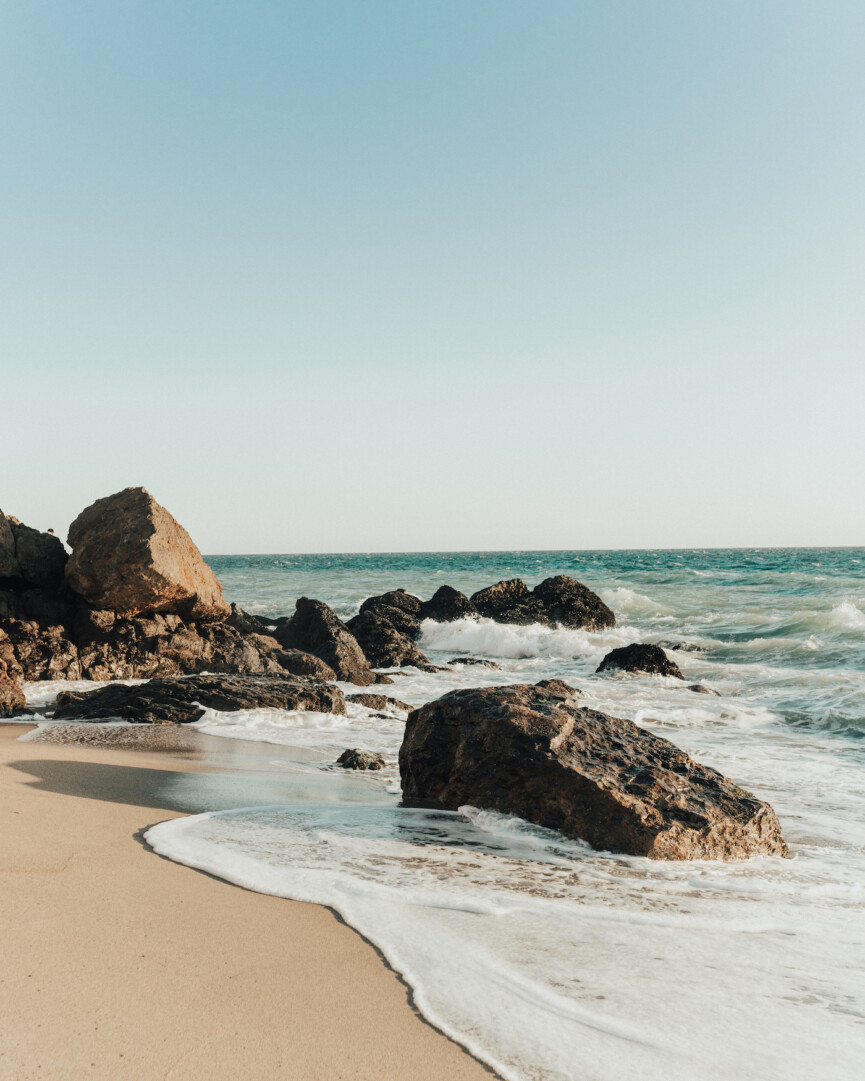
[399,680,788,860]
[272,597,378,685]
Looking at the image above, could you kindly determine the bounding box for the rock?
[0,657,26,715]
[346,610,430,669]
[65,487,229,621]
[448,657,501,669]
[596,643,684,679]
[0,512,17,582]
[0,620,81,681]
[275,649,338,681]
[0,510,68,589]
[399,680,788,860]
[336,748,386,771]
[346,693,412,712]
[272,597,375,686]
[17,587,76,626]
[418,585,478,623]
[688,684,721,696]
[227,604,275,636]
[352,603,420,641]
[470,579,548,626]
[531,575,616,631]
[53,674,346,725]
[359,590,422,638]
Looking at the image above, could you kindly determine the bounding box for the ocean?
[28,548,865,1080]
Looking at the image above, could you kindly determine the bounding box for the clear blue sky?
[3,1,863,552]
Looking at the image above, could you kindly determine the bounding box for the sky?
[2,1,864,553]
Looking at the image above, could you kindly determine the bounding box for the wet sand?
[0,724,496,1081]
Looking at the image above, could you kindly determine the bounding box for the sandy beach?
[0,724,494,1081]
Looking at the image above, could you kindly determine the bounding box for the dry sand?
[0,724,496,1081]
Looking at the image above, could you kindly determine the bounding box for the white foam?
[418,616,639,663]
[147,801,865,1081]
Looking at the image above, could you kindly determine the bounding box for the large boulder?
[532,575,615,630]
[272,597,376,686]
[418,585,478,623]
[346,609,430,669]
[470,579,548,625]
[65,487,229,621]
[53,673,346,725]
[399,680,787,860]
[0,513,17,582]
[596,643,683,679]
[359,589,422,636]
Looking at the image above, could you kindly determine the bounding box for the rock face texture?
[273,598,376,686]
[65,487,229,621]
[0,510,68,590]
[469,576,615,631]
[346,610,429,669]
[399,680,788,860]
[54,674,346,725]
[596,643,684,679]
[358,590,422,638]
[0,655,26,715]
[418,586,478,624]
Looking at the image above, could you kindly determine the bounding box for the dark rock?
[596,643,684,679]
[9,521,68,589]
[336,748,386,771]
[272,597,376,686]
[0,590,20,620]
[399,680,788,860]
[0,512,17,583]
[531,575,616,631]
[688,684,721,696]
[346,693,412,712]
[419,585,478,623]
[275,649,338,681]
[227,604,275,636]
[350,603,420,641]
[18,587,76,626]
[65,487,229,621]
[448,657,501,669]
[470,579,549,626]
[346,610,429,669]
[54,674,346,725]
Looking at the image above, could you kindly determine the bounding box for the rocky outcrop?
[272,598,376,686]
[596,643,684,679]
[418,585,477,623]
[346,693,412,712]
[337,748,385,771]
[274,649,338,681]
[469,576,615,631]
[346,609,430,669]
[54,674,346,725]
[532,575,616,630]
[0,655,26,715]
[65,487,229,621]
[358,590,422,639]
[470,579,547,625]
[0,621,81,681]
[0,510,68,590]
[399,680,788,860]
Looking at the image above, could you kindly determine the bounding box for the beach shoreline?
[0,724,496,1081]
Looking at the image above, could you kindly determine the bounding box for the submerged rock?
[337,748,386,771]
[53,674,346,725]
[272,597,376,686]
[596,643,684,679]
[65,487,229,621]
[448,657,501,669]
[418,586,478,623]
[399,680,788,860]
[688,684,721,696]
